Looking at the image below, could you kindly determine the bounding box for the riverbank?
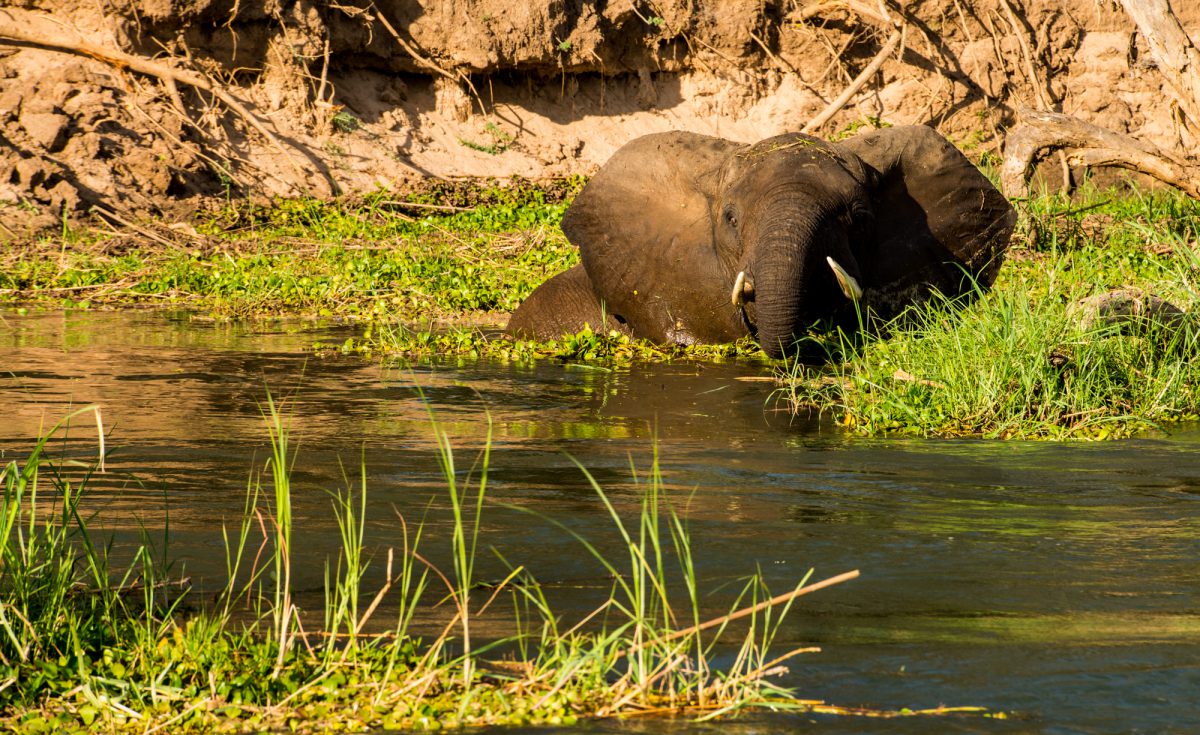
[2,179,1198,438]
[0,179,581,322]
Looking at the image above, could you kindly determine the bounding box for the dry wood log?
[1075,288,1189,335]
[1000,108,1200,200]
[1118,0,1200,128]
[0,9,331,196]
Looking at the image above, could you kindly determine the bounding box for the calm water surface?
[2,310,1198,734]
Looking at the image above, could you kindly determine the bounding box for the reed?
[0,399,953,733]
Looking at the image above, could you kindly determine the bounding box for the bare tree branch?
[803,27,903,133]
[1001,108,1200,199]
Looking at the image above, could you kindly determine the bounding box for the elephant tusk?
[826,257,863,302]
[731,271,755,306]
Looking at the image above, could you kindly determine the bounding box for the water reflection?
[3,310,1200,734]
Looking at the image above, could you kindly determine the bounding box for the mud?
[0,1,1197,233]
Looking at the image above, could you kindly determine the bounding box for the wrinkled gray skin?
[506,126,1017,359]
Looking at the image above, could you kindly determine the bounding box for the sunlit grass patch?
[777,184,1200,439]
[0,183,582,319]
[784,287,1199,438]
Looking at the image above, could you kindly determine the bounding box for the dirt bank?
[0,1,1197,234]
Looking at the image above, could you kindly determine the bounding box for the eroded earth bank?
[2,0,1198,233]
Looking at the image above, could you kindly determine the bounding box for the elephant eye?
[723,206,738,229]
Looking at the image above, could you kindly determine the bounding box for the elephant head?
[511,125,1016,358]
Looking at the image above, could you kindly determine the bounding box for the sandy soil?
[0,1,1197,236]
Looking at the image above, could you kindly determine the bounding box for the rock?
[1076,288,1188,333]
[14,156,48,188]
[20,111,70,152]
[0,86,22,121]
[44,178,82,211]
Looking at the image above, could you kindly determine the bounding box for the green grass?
[4,401,972,733]
[0,181,581,319]
[780,183,1200,438]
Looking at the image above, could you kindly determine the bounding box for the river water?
[3,310,1198,734]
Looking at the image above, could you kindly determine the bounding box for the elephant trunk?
[751,214,858,359]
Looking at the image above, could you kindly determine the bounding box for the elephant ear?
[840,125,1016,318]
[562,132,746,344]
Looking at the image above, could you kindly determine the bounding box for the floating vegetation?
[344,323,767,364]
[0,182,581,320]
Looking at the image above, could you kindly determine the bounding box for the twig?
[71,576,191,597]
[803,29,902,132]
[316,34,331,106]
[617,569,860,659]
[793,0,890,25]
[90,206,176,248]
[124,77,256,190]
[748,29,798,74]
[365,1,486,116]
[381,200,474,213]
[812,30,859,88]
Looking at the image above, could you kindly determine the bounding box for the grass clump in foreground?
[0,401,995,732]
[782,185,1200,439]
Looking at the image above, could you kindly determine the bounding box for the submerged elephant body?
[506,126,1016,358]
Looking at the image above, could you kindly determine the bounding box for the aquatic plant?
[350,322,766,364]
[0,182,581,319]
[0,400,1001,733]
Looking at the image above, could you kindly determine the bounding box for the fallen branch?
[1000,108,1200,200]
[0,9,328,196]
[803,29,902,133]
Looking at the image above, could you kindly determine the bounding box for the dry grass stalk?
[618,568,860,659]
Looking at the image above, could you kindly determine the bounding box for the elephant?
[506,125,1017,358]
